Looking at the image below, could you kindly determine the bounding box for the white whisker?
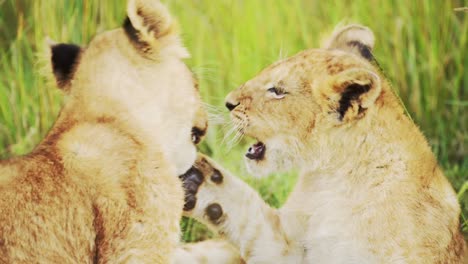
[222,120,239,145]
[201,102,228,126]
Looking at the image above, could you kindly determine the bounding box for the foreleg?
[180,154,303,263]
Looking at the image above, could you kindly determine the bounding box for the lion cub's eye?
[267,87,287,99]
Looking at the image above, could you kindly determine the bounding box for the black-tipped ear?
[123,17,141,47]
[322,24,375,61]
[337,83,372,120]
[51,43,81,89]
[126,0,174,44]
[334,69,381,121]
[315,68,382,122]
[345,41,373,61]
[124,0,189,58]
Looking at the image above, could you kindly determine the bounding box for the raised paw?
[178,154,273,262]
[178,154,228,225]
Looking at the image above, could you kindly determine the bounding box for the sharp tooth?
[248,146,254,154]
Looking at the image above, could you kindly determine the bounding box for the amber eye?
[267,87,287,99]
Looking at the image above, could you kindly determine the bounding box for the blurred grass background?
[0,0,466,242]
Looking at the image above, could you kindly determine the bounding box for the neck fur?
[300,95,434,187]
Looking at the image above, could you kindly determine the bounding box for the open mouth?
[246,141,266,160]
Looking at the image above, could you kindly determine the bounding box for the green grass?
[0,0,466,242]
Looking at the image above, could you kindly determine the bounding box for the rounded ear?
[322,24,375,61]
[49,42,82,90]
[316,68,382,122]
[124,0,189,58]
[126,0,173,39]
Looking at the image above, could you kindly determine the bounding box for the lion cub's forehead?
[237,49,375,96]
[244,50,324,89]
[249,49,372,88]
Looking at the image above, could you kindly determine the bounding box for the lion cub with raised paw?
[0,0,208,263]
[181,25,466,263]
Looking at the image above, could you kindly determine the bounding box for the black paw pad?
[184,181,199,193]
[206,203,223,223]
[179,167,204,211]
[210,169,223,184]
[184,196,197,211]
[180,167,204,185]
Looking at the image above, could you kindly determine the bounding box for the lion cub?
[182,25,466,263]
[0,0,207,263]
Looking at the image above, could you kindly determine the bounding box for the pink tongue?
[252,143,262,152]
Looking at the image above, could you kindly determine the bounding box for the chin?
[245,158,275,177]
[244,140,295,178]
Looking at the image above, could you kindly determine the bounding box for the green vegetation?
[0,0,466,242]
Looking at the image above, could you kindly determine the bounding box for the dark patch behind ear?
[123,16,151,52]
[123,17,139,43]
[338,83,371,120]
[347,41,373,61]
[346,40,385,73]
[51,43,81,88]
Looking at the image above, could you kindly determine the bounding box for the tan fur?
[173,239,244,264]
[186,25,466,263]
[0,0,206,263]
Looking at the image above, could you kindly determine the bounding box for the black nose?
[225,101,239,111]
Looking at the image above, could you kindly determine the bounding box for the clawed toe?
[179,166,204,211]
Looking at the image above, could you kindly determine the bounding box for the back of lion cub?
[0,0,207,263]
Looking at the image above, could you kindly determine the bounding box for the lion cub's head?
[225,25,392,177]
[47,0,207,175]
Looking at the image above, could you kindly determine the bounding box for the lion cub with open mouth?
[0,0,208,263]
[182,25,466,263]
